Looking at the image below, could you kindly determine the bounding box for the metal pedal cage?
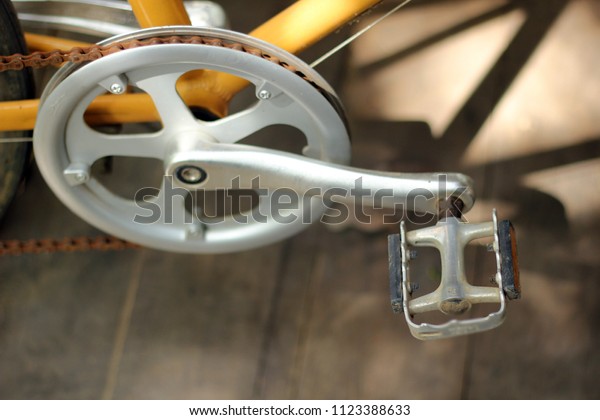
[389,209,520,340]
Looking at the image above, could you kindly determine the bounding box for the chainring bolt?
[186,223,204,238]
[109,83,125,94]
[63,163,91,186]
[257,89,271,100]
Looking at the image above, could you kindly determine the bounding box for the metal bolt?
[176,165,207,185]
[109,83,125,95]
[187,223,204,238]
[63,164,90,186]
[487,243,495,252]
[74,172,87,182]
[409,249,418,259]
[257,89,271,100]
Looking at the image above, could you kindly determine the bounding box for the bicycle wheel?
[0,0,34,220]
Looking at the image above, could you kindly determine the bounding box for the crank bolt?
[257,89,271,100]
[109,83,125,95]
[176,165,207,185]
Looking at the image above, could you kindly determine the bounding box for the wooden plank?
[0,169,139,398]
[464,229,600,398]
[294,229,469,399]
[251,226,323,399]
[108,245,284,399]
[462,0,600,399]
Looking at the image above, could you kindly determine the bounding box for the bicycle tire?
[0,0,34,221]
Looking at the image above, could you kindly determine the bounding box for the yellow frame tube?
[0,0,382,132]
[251,0,382,54]
[1,99,38,131]
[25,33,92,51]
[214,0,383,102]
[129,0,191,27]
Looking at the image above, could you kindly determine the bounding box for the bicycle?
[0,0,520,339]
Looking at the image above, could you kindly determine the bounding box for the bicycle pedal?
[388,209,520,340]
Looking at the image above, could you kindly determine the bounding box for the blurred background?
[0,0,599,398]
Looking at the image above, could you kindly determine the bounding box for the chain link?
[0,34,318,256]
[0,35,300,73]
[0,236,141,256]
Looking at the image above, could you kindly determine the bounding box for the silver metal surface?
[109,82,124,94]
[400,210,507,340]
[34,27,351,253]
[14,0,227,38]
[63,163,90,186]
[163,141,475,215]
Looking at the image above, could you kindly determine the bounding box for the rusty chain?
[1,36,214,71]
[0,34,313,81]
[0,236,141,256]
[0,34,322,256]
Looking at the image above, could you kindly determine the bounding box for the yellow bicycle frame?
[0,0,381,132]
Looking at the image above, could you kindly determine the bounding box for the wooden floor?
[1,0,599,399]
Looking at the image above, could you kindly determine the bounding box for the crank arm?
[164,140,475,216]
[388,209,521,340]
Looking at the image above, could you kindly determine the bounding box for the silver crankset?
[33,26,520,338]
[34,26,352,253]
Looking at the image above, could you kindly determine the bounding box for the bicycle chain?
[0,236,141,256]
[0,34,321,256]
[0,34,314,83]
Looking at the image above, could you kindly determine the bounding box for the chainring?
[33,26,351,253]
